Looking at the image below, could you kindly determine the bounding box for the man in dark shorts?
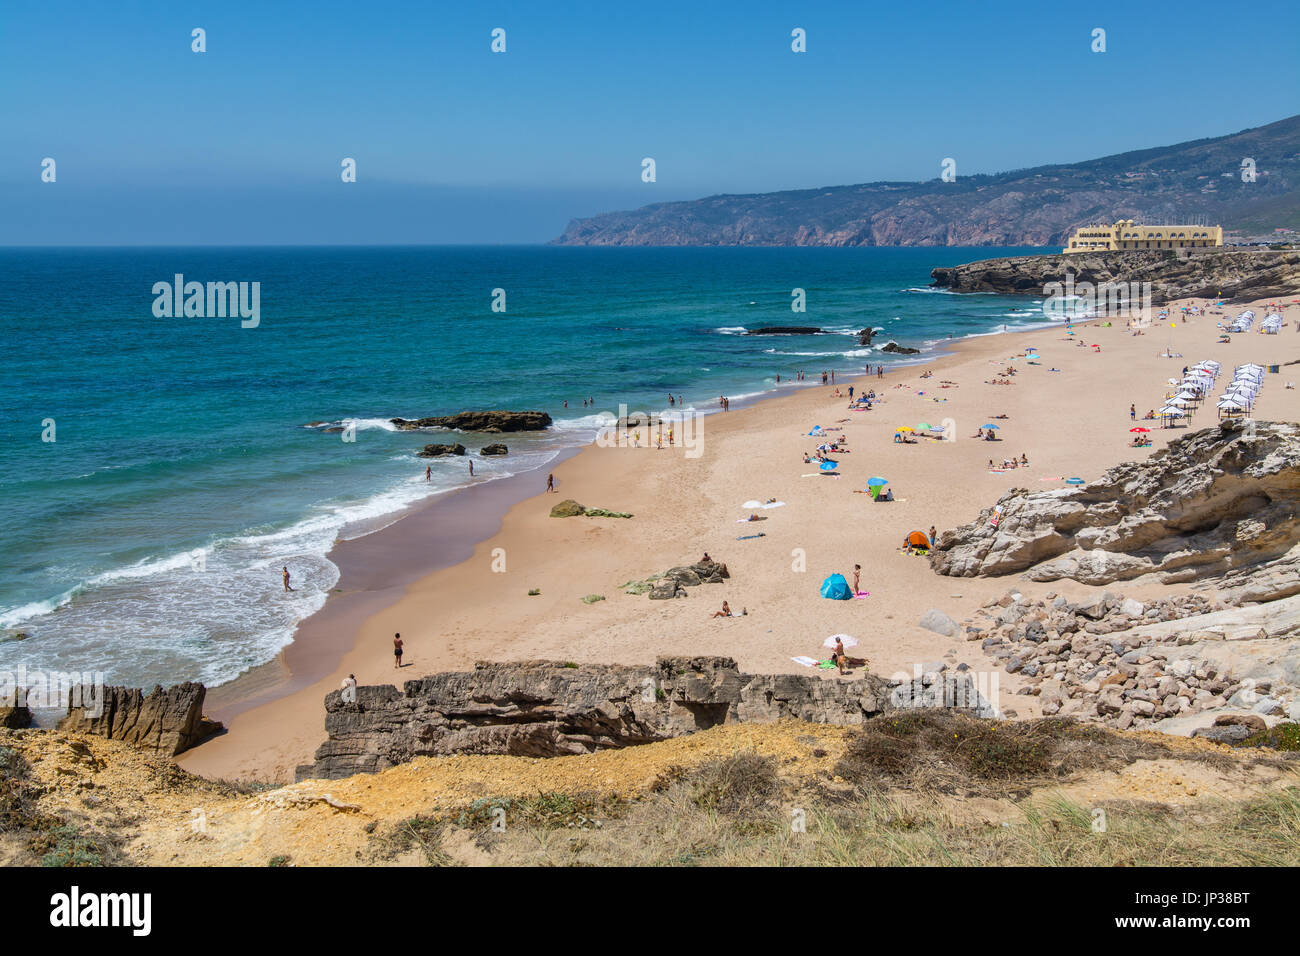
[393,633,404,668]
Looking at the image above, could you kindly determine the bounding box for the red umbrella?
[1130,427,1150,432]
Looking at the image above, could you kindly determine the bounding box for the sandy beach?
[180,297,1300,782]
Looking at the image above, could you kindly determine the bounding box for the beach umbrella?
[823,634,858,649]
[981,423,1000,430]
[895,426,914,432]
[1066,477,1085,485]
[915,423,932,431]
[866,477,889,487]
[1130,427,1150,433]
[819,461,838,471]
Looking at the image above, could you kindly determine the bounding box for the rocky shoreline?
[930,248,1300,305]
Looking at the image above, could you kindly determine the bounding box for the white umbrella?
[824,634,858,649]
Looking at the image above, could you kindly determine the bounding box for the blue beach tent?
[820,574,853,600]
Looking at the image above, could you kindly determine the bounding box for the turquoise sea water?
[0,245,1053,688]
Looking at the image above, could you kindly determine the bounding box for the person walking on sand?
[393,633,404,668]
[282,566,293,592]
[546,472,555,493]
[1130,404,1136,421]
[929,525,938,547]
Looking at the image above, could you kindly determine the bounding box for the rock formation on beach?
[647,560,730,599]
[931,422,1300,600]
[296,657,994,779]
[930,248,1300,305]
[479,443,508,456]
[880,341,921,355]
[964,587,1300,733]
[391,411,552,433]
[417,443,466,457]
[57,682,223,757]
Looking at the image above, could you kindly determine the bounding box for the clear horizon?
[4,0,1298,244]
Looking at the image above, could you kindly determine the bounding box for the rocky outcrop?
[391,411,552,433]
[57,683,223,756]
[931,422,1300,597]
[880,341,921,355]
[968,589,1300,732]
[417,443,466,457]
[743,326,825,335]
[648,561,730,599]
[479,443,508,456]
[295,656,994,780]
[857,328,877,346]
[930,248,1300,305]
[550,498,587,517]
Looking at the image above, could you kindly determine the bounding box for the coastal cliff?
[930,248,1300,304]
[554,115,1300,246]
[295,656,994,780]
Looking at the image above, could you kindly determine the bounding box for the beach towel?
[791,656,819,668]
[736,533,766,540]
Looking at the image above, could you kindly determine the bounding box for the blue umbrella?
[981,423,1000,430]
[866,477,888,486]
[819,461,838,471]
[1065,477,1085,485]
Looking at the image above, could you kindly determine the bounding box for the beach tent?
[907,530,932,548]
[820,574,853,600]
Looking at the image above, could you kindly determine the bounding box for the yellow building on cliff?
[1063,219,1222,252]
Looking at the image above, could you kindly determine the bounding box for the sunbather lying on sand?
[830,637,869,675]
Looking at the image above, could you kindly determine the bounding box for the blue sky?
[3,0,1297,243]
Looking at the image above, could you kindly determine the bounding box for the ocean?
[0,245,1055,690]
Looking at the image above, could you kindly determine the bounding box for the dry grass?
[357,715,1300,867]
